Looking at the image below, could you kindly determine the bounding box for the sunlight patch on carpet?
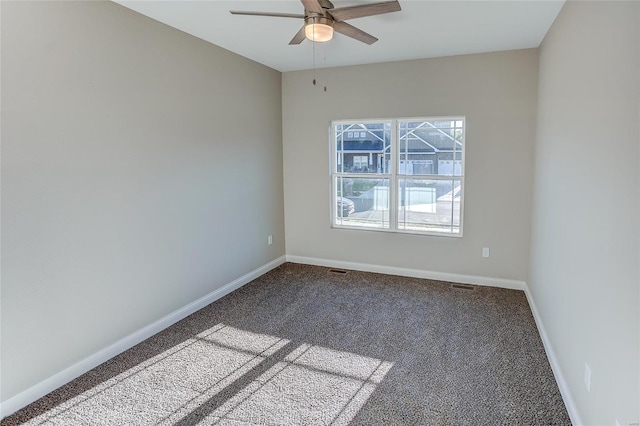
[22,324,392,425]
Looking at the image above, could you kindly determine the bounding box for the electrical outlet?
[583,363,591,392]
[482,247,490,258]
[267,235,273,246]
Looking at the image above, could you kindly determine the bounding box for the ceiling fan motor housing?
[304,16,334,27]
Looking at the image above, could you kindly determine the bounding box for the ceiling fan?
[230,0,401,45]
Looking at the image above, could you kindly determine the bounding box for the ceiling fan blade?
[333,21,378,45]
[230,11,304,19]
[289,26,307,45]
[301,0,325,14]
[329,0,401,22]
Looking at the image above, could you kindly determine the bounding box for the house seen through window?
[332,118,465,236]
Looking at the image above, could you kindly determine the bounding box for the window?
[332,118,464,236]
[353,155,368,171]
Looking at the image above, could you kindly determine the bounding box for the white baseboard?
[286,255,525,290]
[0,255,286,420]
[3,256,578,424]
[523,284,583,426]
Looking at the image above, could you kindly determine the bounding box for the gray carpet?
[2,263,571,425]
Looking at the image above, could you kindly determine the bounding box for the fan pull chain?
[323,42,327,92]
[312,25,316,86]
[310,24,326,91]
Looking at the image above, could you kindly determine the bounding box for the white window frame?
[330,117,465,238]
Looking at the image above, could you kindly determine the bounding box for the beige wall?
[1,1,284,401]
[282,49,538,282]
[530,1,640,424]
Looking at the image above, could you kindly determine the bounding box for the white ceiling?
[114,0,564,72]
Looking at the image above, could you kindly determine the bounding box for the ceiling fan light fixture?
[304,16,334,42]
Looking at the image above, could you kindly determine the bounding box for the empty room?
[1,0,638,425]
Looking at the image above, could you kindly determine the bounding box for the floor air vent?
[451,283,475,290]
[328,269,348,274]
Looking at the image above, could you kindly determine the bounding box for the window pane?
[335,122,391,174]
[398,120,463,176]
[397,179,461,234]
[335,177,390,229]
